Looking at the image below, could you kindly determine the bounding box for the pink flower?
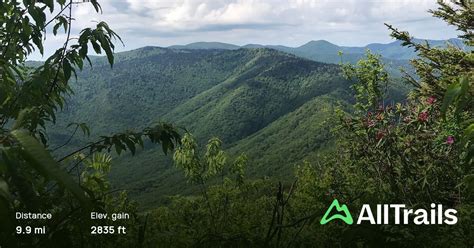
[418,111,429,122]
[446,136,454,145]
[427,96,436,105]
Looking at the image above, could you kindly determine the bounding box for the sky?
[31,0,459,60]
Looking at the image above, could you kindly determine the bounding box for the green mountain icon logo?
[320,199,353,225]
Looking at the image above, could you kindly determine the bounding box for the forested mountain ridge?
[53,47,351,140]
[165,39,468,79]
[50,47,402,206]
[168,38,465,61]
[52,47,256,138]
[163,49,348,143]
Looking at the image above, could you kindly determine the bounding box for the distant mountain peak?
[305,40,334,45]
[168,42,239,50]
[297,40,340,53]
[242,44,265,49]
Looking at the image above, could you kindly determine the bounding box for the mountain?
[228,94,344,178]
[168,38,464,65]
[50,46,407,207]
[162,49,348,144]
[241,44,265,49]
[297,40,341,54]
[365,38,468,60]
[168,42,240,50]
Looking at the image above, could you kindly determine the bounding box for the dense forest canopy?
[46,45,413,207]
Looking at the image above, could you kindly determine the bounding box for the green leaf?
[32,34,44,55]
[12,108,32,130]
[79,123,90,136]
[53,22,61,35]
[441,77,467,119]
[112,137,125,155]
[63,59,71,81]
[29,6,46,28]
[79,44,88,58]
[464,123,474,139]
[90,40,101,54]
[41,0,54,12]
[124,138,136,155]
[11,129,91,208]
[53,15,68,35]
[89,0,102,13]
[454,76,470,117]
[74,53,84,70]
[23,0,33,7]
[96,31,114,67]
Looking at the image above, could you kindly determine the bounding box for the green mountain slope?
[49,47,401,208]
[229,93,350,178]
[53,47,258,138]
[109,91,350,207]
[163,49,347,143]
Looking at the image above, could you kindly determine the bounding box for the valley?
[49,39,441,207]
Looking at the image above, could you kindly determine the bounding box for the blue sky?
[31,0,459,60]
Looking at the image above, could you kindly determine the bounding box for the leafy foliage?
[0,1,180,247]
[341,50,388,112]
[174,133,247,185]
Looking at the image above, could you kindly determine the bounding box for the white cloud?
[30,0,459,60]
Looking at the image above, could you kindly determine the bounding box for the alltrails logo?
[320,199,458,225]
[320,199,353,225]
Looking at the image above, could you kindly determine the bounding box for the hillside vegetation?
[2,0,471,247]
[49,48,362,206]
